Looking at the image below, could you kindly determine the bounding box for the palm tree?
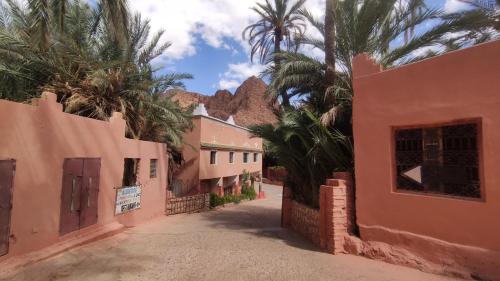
[270,0,497,121]
[21,0,129,50]
[324,0,336,88]
[403,0,427,45]
[256,0,497,208]
[250,108,353,207]
[0,0,193,144]
[243,0,306,106]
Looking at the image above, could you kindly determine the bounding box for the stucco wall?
[0,93,168,261]
[173,118,201,195]
[198,116,262,180]
[175,115,263,195]
[352,41,500,278]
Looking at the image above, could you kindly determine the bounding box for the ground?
[1,184,456,281]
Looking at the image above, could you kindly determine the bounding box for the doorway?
[59,158,101,235]
[0,160,15,257]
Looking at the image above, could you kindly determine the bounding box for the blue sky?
[129,0,473,95]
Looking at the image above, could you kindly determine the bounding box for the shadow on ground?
[199,202,323,253]
[0,242,154,281]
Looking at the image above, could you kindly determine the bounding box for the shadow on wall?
[199,204,323,253]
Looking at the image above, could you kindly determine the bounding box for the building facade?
[352,40,500,279]
[172,104,263,197]
[0,92,169,263]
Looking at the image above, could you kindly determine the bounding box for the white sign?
[402,166,422,184]
[115,186,142,215]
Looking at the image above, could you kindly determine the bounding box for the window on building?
[123,158,140,186]
[394,121,480,198]
[243,152,249,163]
[150,159,158,178]
[210,151,217,165]
[229,152,234,163]
[253,153,258,162]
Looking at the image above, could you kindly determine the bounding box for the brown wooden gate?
[59,158,101,235]
[0,160,15,257]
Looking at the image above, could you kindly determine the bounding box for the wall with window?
[198,116,262,180]
[0,93,168,262]
[352,40,500,278]
[174,115,263,196]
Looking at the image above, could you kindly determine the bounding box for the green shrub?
[241,185,257,200]
[209,187,257,208]
[210,193,225,207]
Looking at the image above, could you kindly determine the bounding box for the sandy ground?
[1,184,457,281]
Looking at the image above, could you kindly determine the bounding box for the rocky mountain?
[166,76,277,127]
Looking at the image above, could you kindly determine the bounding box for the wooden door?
[0,160,15,257]
[60,159,84,235]
[60,158,101,235]
[79,159,100,229]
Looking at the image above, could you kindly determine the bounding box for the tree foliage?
[0,0,194,181]
[252,0,497,207]
[243,0,307,106]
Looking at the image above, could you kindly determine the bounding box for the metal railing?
[166,193,210,216]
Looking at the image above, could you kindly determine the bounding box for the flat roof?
[193,114,251,132]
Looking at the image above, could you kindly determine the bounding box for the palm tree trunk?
[325,0,336,87]
[274,29,290,107]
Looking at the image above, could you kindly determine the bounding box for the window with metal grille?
[243,152,249,163]
[394,121,481,198]
[210,151,217,165]
[229,152,234,163]
[150,159,158,178]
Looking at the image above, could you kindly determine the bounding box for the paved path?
[2,184,455,281]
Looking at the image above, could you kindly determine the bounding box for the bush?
[241,185,257,200]
[210,193,244,208]
[210,193,225,207]
[209,184,257,208]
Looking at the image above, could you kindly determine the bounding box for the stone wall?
[282,172,354,253]
[289,201,320,247]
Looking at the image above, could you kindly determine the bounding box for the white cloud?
[218,62,266,90]
[444,0,471,13]
[129,0,325,60]
[218,79,241,90]
[129,0,260,61]
[127,0,326,91]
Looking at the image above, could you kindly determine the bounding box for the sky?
[1,0,479,94]
[103,0,474,95]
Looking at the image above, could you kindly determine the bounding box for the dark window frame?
[150,159,158,178]
[392,118,484,201]
[243,152,249,163]
[229,152,234,164]
[210,151,217,165]
[253,153,258,162]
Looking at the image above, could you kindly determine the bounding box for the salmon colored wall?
[198,116,262,180]
[175,115,263,194]
[0,92,168,261]
[353,41,500,276]
[199,150,261,180]
[174,118,201,194]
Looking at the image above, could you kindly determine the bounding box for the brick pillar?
[319,173,354,254]
[281,185,292,228]
[333,172,355,235]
